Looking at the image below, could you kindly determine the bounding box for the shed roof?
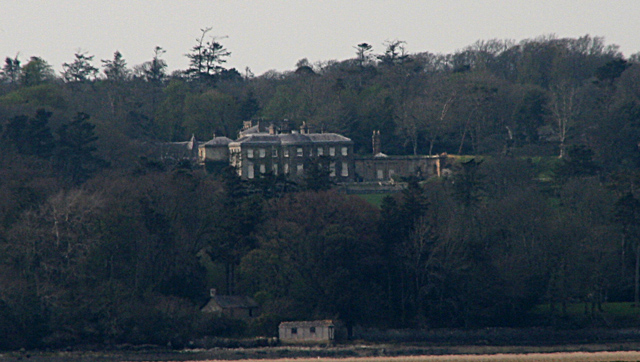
[279,320,335,328]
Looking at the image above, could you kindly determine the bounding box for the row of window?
[246,146,348,159]
[246,162,349,179]
[291,326,316,334]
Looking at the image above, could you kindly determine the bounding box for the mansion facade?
[199,120,354,181]
[195,120,445,183]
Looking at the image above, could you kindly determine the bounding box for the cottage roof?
[160,138,198,160]
[203,295,258,310]
[201,136,233,147]
[279,320,335,328]
[167,141,192,148]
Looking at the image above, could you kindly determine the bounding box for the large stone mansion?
[164,119,446,183]
[199,120,353,181]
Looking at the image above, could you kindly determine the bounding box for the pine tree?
[54,112,108,184]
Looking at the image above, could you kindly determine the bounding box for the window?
[297,147,303,157]
[317,147,324,156]
[341,147,348,156]
[272,148,278,157]
[247,163,255,179]
[273,164,278,175]
[247,149,254,158]
[296,164,304,175]
[284,148,290,157]
[284,163,289,174]
[291,328,297,334]
[330,162,336,177]
[310,327,316,334]
[377,169,384,180]
[259,148,266,158]
[329,147,335,156]
[341,162,349,177]
[260,164,266,174]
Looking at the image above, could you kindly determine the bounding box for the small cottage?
[278,320,338,343]
[201,289,259,320]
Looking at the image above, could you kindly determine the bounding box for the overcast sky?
[2,0,639,76]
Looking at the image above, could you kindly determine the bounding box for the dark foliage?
[1,34,640,349]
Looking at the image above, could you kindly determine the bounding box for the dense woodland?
[2,32,640,349]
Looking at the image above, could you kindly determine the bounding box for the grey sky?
[1,0,639,76]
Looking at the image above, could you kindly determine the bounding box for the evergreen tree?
[0,55,21,85]
[302,156,334,192]
[185,27,231,82]
[54,112,108,184]
[61,52,99,83]
[554,144,600,183]
[136,46,167,83]
[20,56,55,86]
[101,51,131,81]
[2,109,55,158]
[2,115,30,154]
[615,193,640,307]
[451,159,485,208]
[239,90,261,120]
[29,109,56,158]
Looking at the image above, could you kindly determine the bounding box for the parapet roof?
[229,132,351,146]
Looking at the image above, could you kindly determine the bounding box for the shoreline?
[6,342,640,362]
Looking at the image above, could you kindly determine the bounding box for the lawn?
[354,193,392,208]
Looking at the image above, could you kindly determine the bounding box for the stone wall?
[354,155,444,182]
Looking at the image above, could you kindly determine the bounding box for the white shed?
[278,320,337,343]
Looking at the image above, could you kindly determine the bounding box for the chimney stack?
[372,130,381,155]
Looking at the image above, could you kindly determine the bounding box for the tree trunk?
[622,233,627,280]
[635,244,639,308]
